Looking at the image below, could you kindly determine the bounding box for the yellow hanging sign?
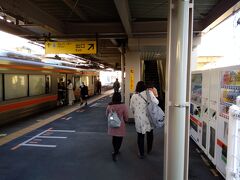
[130,68,134,92]
[45,40,97,54]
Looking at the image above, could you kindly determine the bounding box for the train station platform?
[0,91,224,180]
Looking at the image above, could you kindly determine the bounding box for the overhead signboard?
[45,40,97,54]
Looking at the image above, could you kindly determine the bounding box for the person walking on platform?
[113,78,120,92]
[97,80,102,94]
[106,92,128,162]
[130,81,159,159]
[67,79,75,105]
[80,82,88,106]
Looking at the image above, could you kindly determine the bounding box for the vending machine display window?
[220,70,240,118]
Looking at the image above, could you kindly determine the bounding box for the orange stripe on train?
[0,95,58,113]
[0,64,74,73]
[0,64,98,75]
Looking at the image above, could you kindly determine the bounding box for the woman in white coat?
[130,81,159,159]
[67,79,75,105]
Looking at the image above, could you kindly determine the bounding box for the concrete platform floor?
[0,95,224,180]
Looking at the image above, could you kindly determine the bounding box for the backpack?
[108,111,121,128]
[139,90,165,128]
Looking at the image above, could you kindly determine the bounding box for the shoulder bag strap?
[138,93,148,104]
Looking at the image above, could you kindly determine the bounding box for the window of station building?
[45,75,51,94]
[0,74,3,101]
[4,74,28,100]
[29,75,46,96]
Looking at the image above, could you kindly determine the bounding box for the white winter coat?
[67,83,75,104]
[130,90,159,134]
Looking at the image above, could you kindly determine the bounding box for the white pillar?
[121,49,125,102]
[164,0,192,180]
[124,51,141,118]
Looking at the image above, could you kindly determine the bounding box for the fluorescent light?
[0,16,4,20]
[6,19,11,23]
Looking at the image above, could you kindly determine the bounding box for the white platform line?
[19,128,51,146]
[66,117,72,120]
[21,144,56,148]
[48,130,76,133]
[38,136,67,139]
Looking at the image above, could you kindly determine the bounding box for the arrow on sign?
[88,44,94,50]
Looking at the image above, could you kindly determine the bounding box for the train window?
[29,75,46,96]
[86,76,89,86]
[75,77,81,89]
[81,76,89,86]
[45,75,51,94]
[0,74,2,101]
[4,74,28,100]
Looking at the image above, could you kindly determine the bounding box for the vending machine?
[201,70,210,155]
[191,65,240,178]
[216,66,240,177]
[190,72,203,146]
[226,100,240,180]
[207,69,220,165]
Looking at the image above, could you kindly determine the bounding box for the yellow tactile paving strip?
[0,90,113,146]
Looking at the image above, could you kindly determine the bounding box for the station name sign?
[45,40,96,54]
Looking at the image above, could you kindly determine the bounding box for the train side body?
[0,57,98,125]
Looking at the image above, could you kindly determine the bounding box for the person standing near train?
[80,82,88,106]
[97,80,102,94]
[113,78,120,92]
[67,79,75,105]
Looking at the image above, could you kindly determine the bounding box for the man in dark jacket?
[113,78,120,92]
[80,82,88,106]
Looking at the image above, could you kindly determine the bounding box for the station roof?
[0,0,239,69]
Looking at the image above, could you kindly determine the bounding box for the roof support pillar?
[120,47,125,102]
[164,0,193,180]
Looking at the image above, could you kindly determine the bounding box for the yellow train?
[0,51,99,125]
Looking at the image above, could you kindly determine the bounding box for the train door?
[67,74,75,86]
[93,75,97,95]
[190,72,203,146]
[74,75,81,101]
[201,70,210,155]
[207,69,219,165]
[57,74,67,105]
